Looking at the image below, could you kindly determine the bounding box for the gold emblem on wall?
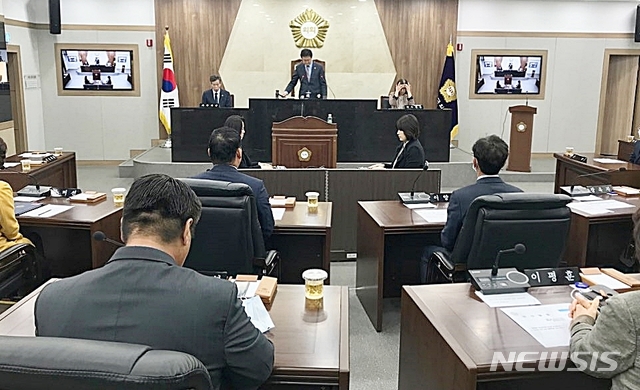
[289,9,330,48]
[298,147,312,162]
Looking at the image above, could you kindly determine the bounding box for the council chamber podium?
[272,116,337,168]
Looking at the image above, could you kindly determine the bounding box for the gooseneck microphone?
[410,160,430,198]
[491,243,526,276]
[570,167,626,194]
[93,231,124,247]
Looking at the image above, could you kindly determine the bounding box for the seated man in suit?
[193,127,275,240]
[35,174,274,389]
[280,48,327,99]
[201,75,232,107]
[420,135,522,283]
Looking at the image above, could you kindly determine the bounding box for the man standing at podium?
[201,75,232,107]
[281,49,327,99]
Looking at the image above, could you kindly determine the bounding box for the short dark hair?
[396,78,408,85]
[224,115,245,134]
[122,174,202,244]
[472,135,509,175]
[209,75,221,83]
[300,49,313,58]
[208,126,241,165]
[396,114,420,140]
[0,137,6,165]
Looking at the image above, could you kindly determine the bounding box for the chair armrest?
[0,243,30,273]
[254,250,280,277]
[432,251,454,272]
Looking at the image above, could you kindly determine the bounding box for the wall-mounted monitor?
[470,49,547,100]
[55,43,140,97]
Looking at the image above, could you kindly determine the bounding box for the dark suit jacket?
[193,165,274,239]
[285,62,327,99]
[201,88,232,108]
[35,246,274,390]
[631,141,640,164]
[441,176,522,251]
[384,138,425,168]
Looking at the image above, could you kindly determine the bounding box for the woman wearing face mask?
[369,114,425,169]
[389,78,414,109]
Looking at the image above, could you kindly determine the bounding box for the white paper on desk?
[13,196,44,203]
[567,202,614,216]
[20,204,73,218]
[571,195,603,202]
[414,208,447,223]
[404,202,437,209]
[236,281,260,299]
[583,274,630,290]
[19,152,52,159]
[242,296,275,333]
[475,291,541,308]
[594,200,635,209]
[271,208,286,221]
[3,162,19,168]
[593,158,626,164]
[501,303,571,348]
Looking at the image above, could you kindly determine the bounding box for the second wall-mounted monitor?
[470,50,547,100]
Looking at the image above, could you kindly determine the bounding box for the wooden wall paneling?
[598,54,639,155]
[375,0,459,109]
[155,0,242,137]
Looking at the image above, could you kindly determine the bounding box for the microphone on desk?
[468,243,530,294]
[4,170,53,197]
[93,231,124,247]
[398,160,430,204]
[565,167,626,196]
[492,243,526,276]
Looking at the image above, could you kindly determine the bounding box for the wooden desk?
[565,194,640,268]
[0,282,349,390]
[398,284,610,390]
[18,197,122,277]
[0,152,77,191]
[271,202,332,284]
[356,201,445,331]
[554,152,640,193]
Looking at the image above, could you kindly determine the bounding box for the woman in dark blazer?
[224,115,260,169]
[370,114,425,169]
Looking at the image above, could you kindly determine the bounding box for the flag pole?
[161,26,172,149]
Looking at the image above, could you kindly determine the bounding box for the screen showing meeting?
[59,49,134,91]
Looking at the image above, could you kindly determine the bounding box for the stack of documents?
[568,199,634,215]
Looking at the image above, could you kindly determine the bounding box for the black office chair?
[429,193,572,283]
[0,243,43,299]
[0,336,212,389]
[380,95,391,109]
[179,179,279,278]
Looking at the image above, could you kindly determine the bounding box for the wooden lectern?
[272,116,337,168]
[507,105,537,172]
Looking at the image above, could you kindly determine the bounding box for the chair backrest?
[0,336,212,390]
[179,178,265,276]
[450,193,572,270]
[380,95,390,109]
[229,93,235,108]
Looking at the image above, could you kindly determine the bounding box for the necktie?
[392,142,407,168]
[214,92,218,104]
[306,65,311,79]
